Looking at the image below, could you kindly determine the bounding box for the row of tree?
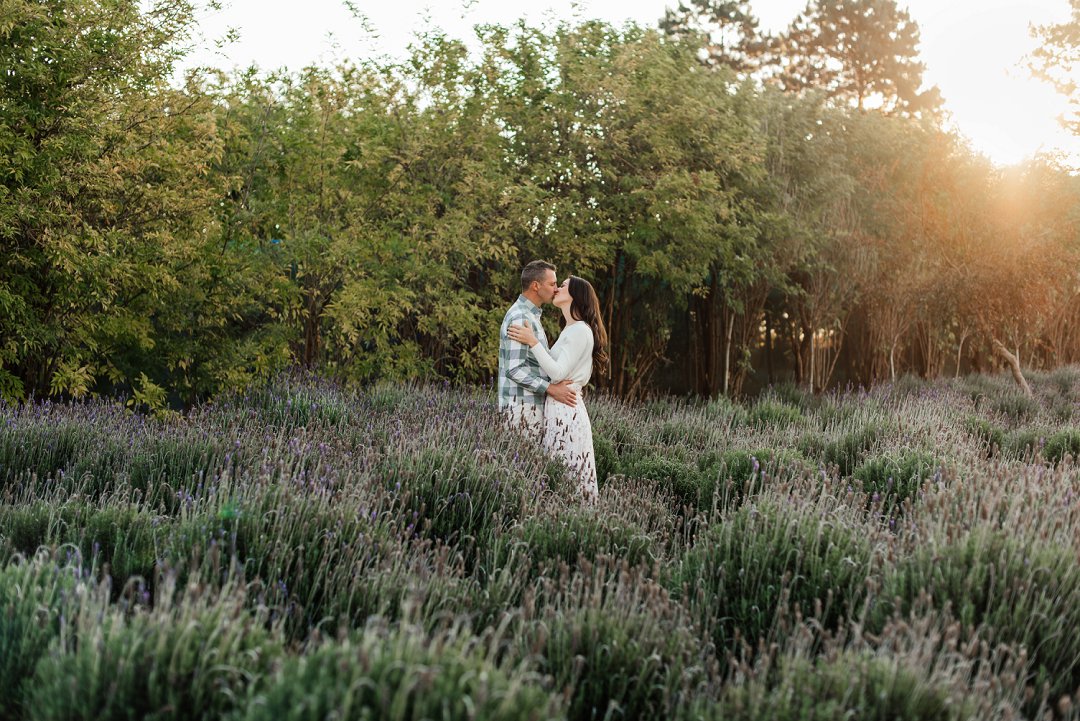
[1,0,1078,405]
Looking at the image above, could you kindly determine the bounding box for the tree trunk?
[765,312,774,385]
[991,338,1033,397]
[955,329,968,379]
[722,313,734,397]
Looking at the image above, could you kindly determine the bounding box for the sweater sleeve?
[530,325,588,382]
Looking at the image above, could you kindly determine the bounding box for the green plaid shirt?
[498,295,550,409]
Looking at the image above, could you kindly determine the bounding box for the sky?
[180,0,1079,167]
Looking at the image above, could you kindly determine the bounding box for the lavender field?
[2,370,1080,721]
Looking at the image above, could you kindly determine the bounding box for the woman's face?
[553,277,573,309]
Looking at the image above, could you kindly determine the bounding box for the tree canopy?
[0,0,1077,405]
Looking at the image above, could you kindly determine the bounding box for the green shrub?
[1044,365,1080,397]
[892,373,929,398]
[853,451,939,513]
[686,652,977,721]
[531,605,703,721]
[0,503,54,560]
[0,553,79,721]
[818,423,888,476]
[238,376,357,430]
[695,448,808,510]
[989,388,1039,424]
[1046,394,1076,423]
[670,502,874,653]
[512,508,654,574]
[238,624,556,721]
[0,420,127,494]
[658,419,712,448]
[875,530,1080,713]
[963,416,1004,456]
[127,433,230,504]
[765,382,822,414]
[1042,429,1080,464]
[378,447,534,544]
[702,396,749,429]
[593,432,618,485]
[524,567,708,721]
[0,504,161,592]
[958,373,1005,405]
[796,432,827,461]
[747,400,806,430]
[27,586,280,721]
[591,416,636,458]
[623,454,703,510]
[1003,428,1044,461]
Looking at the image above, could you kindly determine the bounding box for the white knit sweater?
[529,321,594,388]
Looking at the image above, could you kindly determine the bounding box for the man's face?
[535,269,558,304]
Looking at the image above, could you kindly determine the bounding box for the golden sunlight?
[915,1,1079,166]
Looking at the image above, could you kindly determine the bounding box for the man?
[498,260,578,436]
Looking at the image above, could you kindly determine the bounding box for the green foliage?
[593,432,619,485]
[688,652,974,721]
[1003,427,1044,460]
[876,531,1080,710]
[624,454,704,510]
[512,508,655,575]
[989,388,1040,424]
[0,0,285,403]
[963,416,1004,456]
[671,501,874,653]
[238,624,557,721]
[764,382,823,414]
[853,451,939,513]
[0,417,127,493]
[377,447,536,545]
[0,553,79,720]
[1042,428,1080,464]
[0,0,1078,400]
[3,373,1078,720]
[747,400,807,430]
[26,585,280,721]
[816,425,885,474]
[527,593,704,721]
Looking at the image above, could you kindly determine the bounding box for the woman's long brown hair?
[565,275,609,377]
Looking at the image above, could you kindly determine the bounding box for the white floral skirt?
[543,385,598,502]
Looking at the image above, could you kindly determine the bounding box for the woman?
[507,275,609,501]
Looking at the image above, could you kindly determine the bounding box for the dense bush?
[525,569,709,721]
[964,416,1005,456]
[0,553,80,721]
[686,652,978,721]
[875,530,1080,711]
[26,585,281,721]
[511,507,655,576]
[853,451,939,513]
[830,424,892,476]
[746,400,807,430]
[1042,428,1080,464]
[670,501,875,653]
[238,624,557,721]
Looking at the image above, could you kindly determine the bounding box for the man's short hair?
[521,260,556,292]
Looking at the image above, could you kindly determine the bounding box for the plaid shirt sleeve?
[503,311,550,395]
[499,308,550,408]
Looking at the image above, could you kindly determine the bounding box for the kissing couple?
[497,260,609,502]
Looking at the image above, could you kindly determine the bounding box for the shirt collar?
[517,294,543,316]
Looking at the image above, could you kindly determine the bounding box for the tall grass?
[2,369,1080,719]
